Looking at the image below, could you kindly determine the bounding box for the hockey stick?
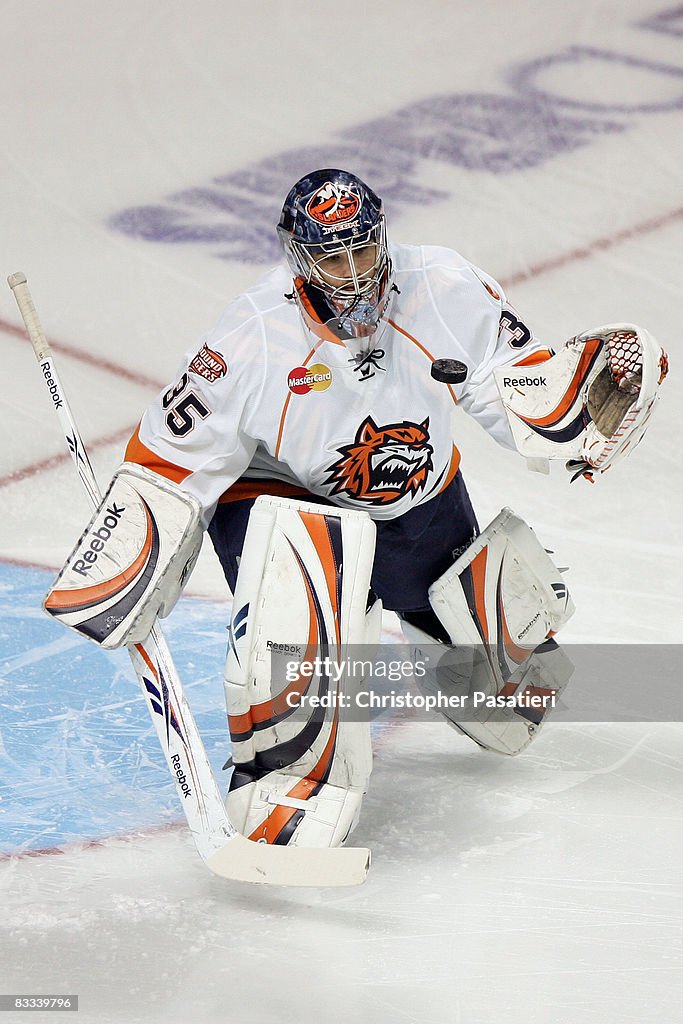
[8,272,370,887]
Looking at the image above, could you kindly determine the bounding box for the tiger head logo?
[324,416,434,505]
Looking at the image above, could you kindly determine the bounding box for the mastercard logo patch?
[288,363,333,395]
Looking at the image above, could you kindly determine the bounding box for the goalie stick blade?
[206,834,371,887]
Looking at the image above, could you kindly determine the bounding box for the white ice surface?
[1,1,682,1021]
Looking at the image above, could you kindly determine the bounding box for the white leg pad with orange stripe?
[44,463,203,648]
[405,508,574,755]
[224,495,380,847]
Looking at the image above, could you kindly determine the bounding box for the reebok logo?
[517,611,541,639]
[171,753,192,799]
[72,503,126,577]
[503,376,547,387]
[41,361,64,409]
[267,641,303,656]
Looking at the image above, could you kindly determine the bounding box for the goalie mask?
[277,169,394,342]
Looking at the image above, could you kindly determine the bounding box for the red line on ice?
[0,552,230,602]
[0,424,135,489]
[0,821,185,862]
[0,315,162,391]
[501,205,683,288]
[0,716,407,862]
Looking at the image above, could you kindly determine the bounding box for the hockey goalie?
[43,168,668,856]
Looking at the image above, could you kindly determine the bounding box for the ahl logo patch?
[324,416,434,505]
[305,182,361,227]
[189,343,227,383]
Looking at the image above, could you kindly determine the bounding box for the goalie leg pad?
[224,495,380,847]
[44,463,203,648]
[403,508,574,755]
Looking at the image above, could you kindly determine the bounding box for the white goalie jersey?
[126,243,553,518]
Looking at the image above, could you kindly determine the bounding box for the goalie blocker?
[44,463,203,648]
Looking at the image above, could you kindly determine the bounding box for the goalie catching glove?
[44,463,203,648]
[495,323,668,481]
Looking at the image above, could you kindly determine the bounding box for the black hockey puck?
[431,358,468,384]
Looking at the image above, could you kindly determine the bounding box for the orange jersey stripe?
[125,423,192,485]
[274,276,351,459]
[274,340,319,460]
[438,444,462,495]
[388,319,458,407]
[218,479,311,504]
